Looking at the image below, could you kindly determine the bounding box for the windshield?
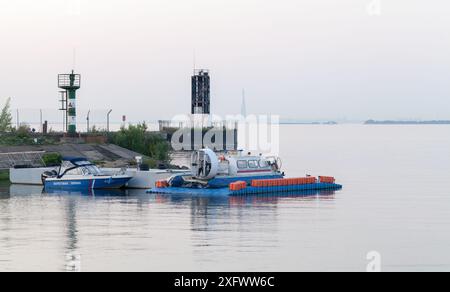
[59,160,102,176]
[81,165,102,175]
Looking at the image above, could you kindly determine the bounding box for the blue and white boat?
[168,149,284,189]
[43,157,132,191]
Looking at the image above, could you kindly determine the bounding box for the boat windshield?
[80,165,102,176]
[59,160,102,176]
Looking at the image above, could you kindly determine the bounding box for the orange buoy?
[319,176,336,184]
[156,180,169,188]
[230,181,247,191]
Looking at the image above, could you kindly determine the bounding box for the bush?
[0,125,31,145]
[144,158,158,169]
[109,123,170,164]
[42,153,62,167]
[0,126,58,146]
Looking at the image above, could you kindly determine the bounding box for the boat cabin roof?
[58,157,101,177]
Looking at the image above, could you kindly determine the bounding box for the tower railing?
[58,74,81,89]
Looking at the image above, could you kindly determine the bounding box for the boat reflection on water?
[7,184,144,198]
[152,189,337,207]
[8,184,44,197]
[150,190,339,254]
[229,189,336,206]
[44,187,129,197]
[7,183,337,204]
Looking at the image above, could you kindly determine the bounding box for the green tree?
[0,98,12,132]
[110,122,170,163]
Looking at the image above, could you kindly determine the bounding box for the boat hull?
[149,182,342,196]
[170,174,284,188]
[44,176,132,191]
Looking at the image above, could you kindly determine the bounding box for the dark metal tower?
[191,69,210,115]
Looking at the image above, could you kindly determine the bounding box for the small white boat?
[101,156,190,189]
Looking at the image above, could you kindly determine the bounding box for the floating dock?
[148,177,343,196]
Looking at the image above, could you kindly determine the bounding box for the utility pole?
[107,110,112,133]
[40,109,43,133]
[87,110,91,133]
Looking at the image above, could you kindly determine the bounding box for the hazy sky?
[0,0,449,124]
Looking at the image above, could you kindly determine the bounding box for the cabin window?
[85,165,101,175]
[259,160,269,168]
[248,160,259,168]
[237,160,248,169]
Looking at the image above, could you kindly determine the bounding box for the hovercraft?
[148,149,342,196]
[168,149,284,189]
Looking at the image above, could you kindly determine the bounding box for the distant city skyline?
[1,0,449,125]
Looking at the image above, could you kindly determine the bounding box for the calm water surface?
[1,125,450,272]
